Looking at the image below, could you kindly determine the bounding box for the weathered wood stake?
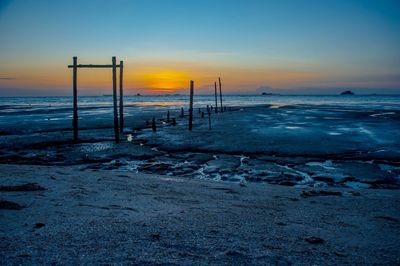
[119,61,124,133]
[214,81,218,113]
[188,80,194,131]
[152,118,156,132]
[167,110,170,122]
[181,107,184,118]
[112,56,119,142]
[72,56,78,143]
[219,77,223,113]
[207,105,211,130]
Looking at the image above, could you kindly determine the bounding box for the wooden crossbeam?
[68,64,121,68]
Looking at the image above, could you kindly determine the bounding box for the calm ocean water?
[0,95,399,132]
[1,94,400,110]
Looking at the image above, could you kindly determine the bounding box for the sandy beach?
[1,164,400,265]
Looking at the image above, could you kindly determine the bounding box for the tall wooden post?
[119,60,124,133]
[72,56,78,143]
[214,81,218,114]
[207,105,211,130]
[188,80,194,131]
[152,118,156,132]
[219,77,223,113]
[112,56,119,143]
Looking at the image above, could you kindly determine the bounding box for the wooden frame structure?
[68,56,124,143]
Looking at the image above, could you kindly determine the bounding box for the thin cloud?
[0,77,17,80]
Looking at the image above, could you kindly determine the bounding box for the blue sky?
[0,0,399,95]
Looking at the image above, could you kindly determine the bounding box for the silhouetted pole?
[207,105,211,130]
[72,56,78,143]
[112,56,119,143]
[119,60,124,133]
[181,107,184,118]
[152,117,156,132]
[219,77,223,113]
[214,81,218,114]
[188,80,194,131]
[167,110,170,122]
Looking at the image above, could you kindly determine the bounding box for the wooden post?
[112,56,119,142]
[214,81,218,113]
[119,60,124,133]
[219,77,223,113]
[188,80,194,131]
[207,105,211,130]
[181,107,184,118]
[167,110,170,122]
[152,117,156,132]
[72,56,78,143]
[172,118,176,126]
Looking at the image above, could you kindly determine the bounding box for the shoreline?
[1,104,399,189]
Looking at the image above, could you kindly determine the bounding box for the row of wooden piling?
[149,103,231,132]
[143,78,226,133]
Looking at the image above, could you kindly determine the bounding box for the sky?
[0,0,399,96]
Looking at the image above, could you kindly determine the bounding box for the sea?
[0,94,399,133]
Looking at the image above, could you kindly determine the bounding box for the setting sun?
[138,70,190,92]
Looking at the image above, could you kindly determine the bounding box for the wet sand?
[1,164,400,265]
[1,104,399,188]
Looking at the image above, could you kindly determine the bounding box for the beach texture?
[1,164,400,265]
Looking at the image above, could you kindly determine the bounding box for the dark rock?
[34,223,45,229]
[313,176,335,183]
[334,251,346,257]
[301,190,342,197]
[0,183,46,192]
[0,200,24,210]
[341,176,359,182]
[225,250,244,256]
[305,236,325,244]
[279,181,296,186]
[374,216,399,223]
[151,233,161,240]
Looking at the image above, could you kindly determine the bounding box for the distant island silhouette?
[340,90,355,95]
